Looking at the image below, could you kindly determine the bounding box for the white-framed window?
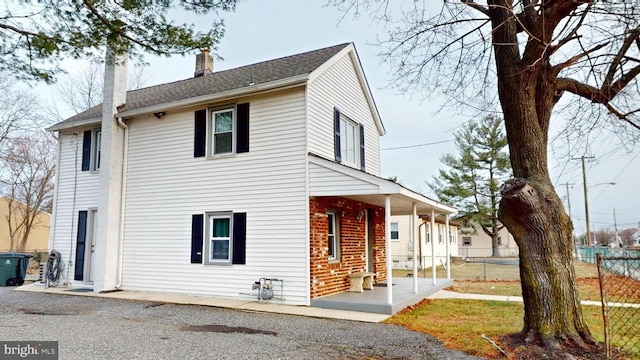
[450,231,456,244]
[438,224,444,244]
[427,227,431,244]
[498,236,502,246]
[327,212,339,261]
[91,128,101,172]
[391,222,399,241]
[463,236,472,246]
[340,116,358,166]
[211,108,234,155]
[205,212,232,264]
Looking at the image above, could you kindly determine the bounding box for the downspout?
[115,117,128,289]
[418,221,425,270]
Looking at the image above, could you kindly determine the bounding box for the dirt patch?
[179,324,277,336]
[490,333,613,360]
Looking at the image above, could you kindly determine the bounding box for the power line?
[381,139,454,151]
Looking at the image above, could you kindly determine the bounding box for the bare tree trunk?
[499,179,594,348]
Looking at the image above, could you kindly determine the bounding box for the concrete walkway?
[429,289,640,308]
[15,283,639,325]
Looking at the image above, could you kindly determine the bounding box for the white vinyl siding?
[309,162,379,196]
[307,54,381,175]
[121,88,309,305]
[50,131,101,275]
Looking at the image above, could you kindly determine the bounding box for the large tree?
[1,0,237,83]
[330,0,639,355]
[430,115,511,257]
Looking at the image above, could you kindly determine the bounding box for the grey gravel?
[0,287,480,359]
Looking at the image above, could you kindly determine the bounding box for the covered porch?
[309,155,457,313]
[310,276,453,314]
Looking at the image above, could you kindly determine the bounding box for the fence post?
[483,257,487,281]
[596,253,611,359]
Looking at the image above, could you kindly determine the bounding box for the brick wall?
[309,196,387,298]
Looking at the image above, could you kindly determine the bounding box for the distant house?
[0,196,50,253]
[47,43,456,306]
[390,215,460,270]
[457,221,519,257]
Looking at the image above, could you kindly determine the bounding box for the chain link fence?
[596,253,640,359]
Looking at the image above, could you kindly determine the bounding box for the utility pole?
[562,182,576,254]
[613,208,618,247]
[573,156,595,247]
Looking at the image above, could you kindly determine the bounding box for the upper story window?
[340,117,357,166]
[81,128,101,172]
[212,108,234,155]
[194,103,250,158]
[390,222,399,241]
[333,108,365,171]
[91,129,101,171]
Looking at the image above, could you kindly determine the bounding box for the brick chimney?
[194,49,214,77]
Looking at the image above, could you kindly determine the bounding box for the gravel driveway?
[0,287,479,360]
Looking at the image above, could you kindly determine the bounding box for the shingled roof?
[50,43,351,131]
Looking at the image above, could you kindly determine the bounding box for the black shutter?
[194,110,207,157]
[333,107,341,162]
[74,211,88,281]
[81,130,92,171]
[232,212,246,265]
[236,103,250,153]
[359,123,365,171]
[191,214,204,263]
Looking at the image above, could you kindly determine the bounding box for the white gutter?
[115,117,128,289]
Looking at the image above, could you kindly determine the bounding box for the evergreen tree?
[430,115,511,257]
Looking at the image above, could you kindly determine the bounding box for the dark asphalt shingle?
[52,43,351,129]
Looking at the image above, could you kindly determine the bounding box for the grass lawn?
[386,299,640,359]
[388,260,640,358]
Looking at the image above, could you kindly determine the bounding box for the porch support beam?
[385,195,393,304]
[412,202,418,293]
[445,214,451,280]
[431,208,436,285]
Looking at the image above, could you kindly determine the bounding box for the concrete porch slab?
[310,277,453,314]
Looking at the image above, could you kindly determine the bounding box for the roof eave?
[47,117,101,132]
[117,74,310,119]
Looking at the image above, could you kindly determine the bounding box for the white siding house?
[47,43,456,308]
[457,222,519,258]
[390,215,460,270]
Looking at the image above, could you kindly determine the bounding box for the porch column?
[445,214,451,280]
[412,202,418,293]
[431,208,436,285]
[385,195,392,305]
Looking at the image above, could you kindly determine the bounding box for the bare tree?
[53,61,150,116]
[0,77,38,152]
[330,0,639,355]
[0,133,56,252]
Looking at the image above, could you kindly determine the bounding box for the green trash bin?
[0,253,33,286]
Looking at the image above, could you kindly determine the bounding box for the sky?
[40,0,640,236]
